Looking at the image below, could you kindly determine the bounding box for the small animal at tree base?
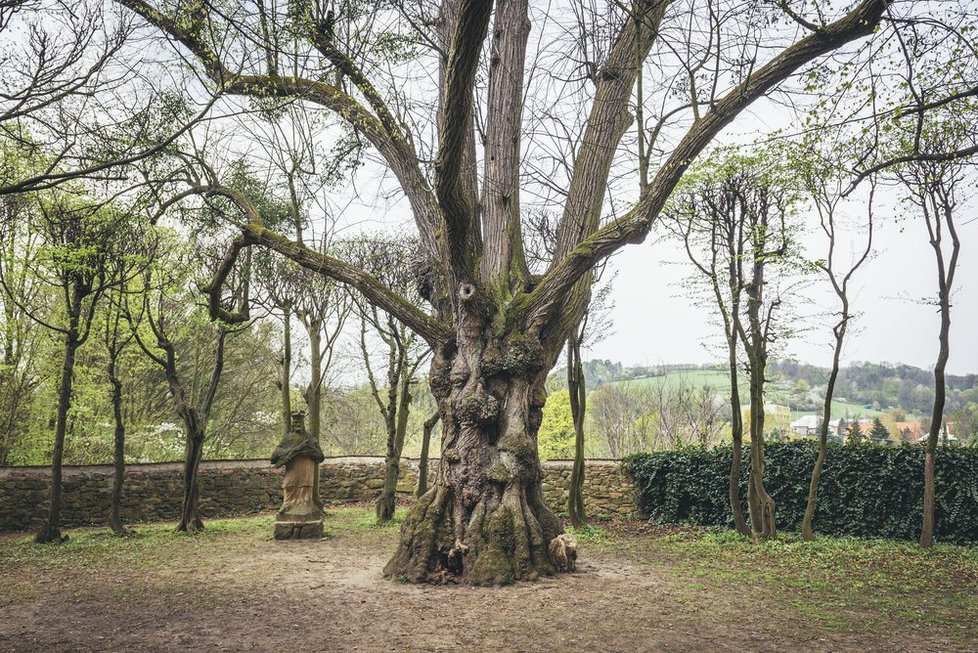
[549,533,578,572]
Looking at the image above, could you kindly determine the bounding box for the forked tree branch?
[115,0,445,261]
[174,184,451,345]
[524,0,890,333]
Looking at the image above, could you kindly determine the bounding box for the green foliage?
[869,417,891,443]
[537,390,575,460]
[627,441,978,543]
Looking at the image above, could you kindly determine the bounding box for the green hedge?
[625,441,978,543]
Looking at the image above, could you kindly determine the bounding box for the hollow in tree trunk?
[384,334,562,585]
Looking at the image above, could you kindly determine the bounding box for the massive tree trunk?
[384,331,562,585]
[36,290,82,544]
[566,334,587,529]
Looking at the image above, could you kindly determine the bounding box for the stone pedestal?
[274,520,323,540]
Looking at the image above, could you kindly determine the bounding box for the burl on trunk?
[384,326,563,586]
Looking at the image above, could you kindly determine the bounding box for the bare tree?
[799,148,875,542]
[892,125,971,548]
[127,246,244,533]
[668,147,802,541]
[347,235,430,524]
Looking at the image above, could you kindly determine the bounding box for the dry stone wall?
[0,458,638,533]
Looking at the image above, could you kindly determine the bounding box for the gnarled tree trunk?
[385,331,562,585]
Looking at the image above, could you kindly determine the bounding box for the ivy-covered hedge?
[625,441,978,543]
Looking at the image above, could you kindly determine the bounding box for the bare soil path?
[1,507,975,652]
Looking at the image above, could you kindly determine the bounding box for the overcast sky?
[588,198,978,376]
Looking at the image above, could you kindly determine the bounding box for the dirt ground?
[1,506,975,652]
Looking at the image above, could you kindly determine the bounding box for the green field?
[612,369,907,421]
[617,368,738,393]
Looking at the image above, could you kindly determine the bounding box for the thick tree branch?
[434,0,493,275]
[115,0,444,261]
[481,0,531,289]
[524,0,890,333]
[175,184,451,344]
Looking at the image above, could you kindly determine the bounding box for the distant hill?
[550,359,978,427]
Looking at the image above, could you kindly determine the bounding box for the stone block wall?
[0,458,638,533]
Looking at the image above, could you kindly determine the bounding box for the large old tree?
[118,0,891,582]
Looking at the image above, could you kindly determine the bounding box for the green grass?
[627,527,978,644]
[616,369,738,392]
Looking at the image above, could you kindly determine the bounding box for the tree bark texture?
[36,285,83,544]
[107,353,130,536]
[417,411,440,498]
[384,325,562,585]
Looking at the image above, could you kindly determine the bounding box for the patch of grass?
[636,527,978,643]
[566,524,609,544]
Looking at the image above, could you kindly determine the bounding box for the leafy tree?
[537,390,575,460]
[0,190,147,543]
[868,418,890,444]
[846,421,864,445]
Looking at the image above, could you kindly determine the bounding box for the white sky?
[588,188,978,376]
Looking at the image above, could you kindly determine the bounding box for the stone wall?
[0,458,637,533]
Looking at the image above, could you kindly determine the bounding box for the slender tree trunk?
[726,346,749,536]
[744,275,776,541]
[921,294,952,547]
[279,304,292,436]
[177,415,206,533]
[36,297,82,544]
[417,411,440,498]
[920,197,959,548]
[801,319,846,541]
[107,355,130,536]
[378,355,411,523]
[566,336,587,529]
[305,320,323,507]
[385,332,562,585]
